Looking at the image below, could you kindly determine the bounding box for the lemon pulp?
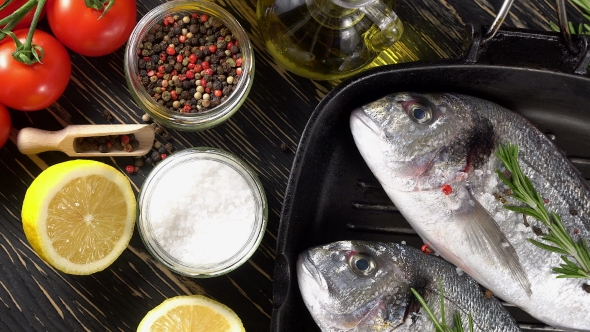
[47,174,129,264]
[152,304,229,330]
[137,295,245,332]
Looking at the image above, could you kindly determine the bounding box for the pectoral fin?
[452,189,532,296]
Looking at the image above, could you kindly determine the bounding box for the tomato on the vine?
[0,104,11,149]
[47,0,136,57]
[0,0,46,31]
[0,29,71,111]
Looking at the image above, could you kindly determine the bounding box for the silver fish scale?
[466,95,590,238]
[410,245,521,332]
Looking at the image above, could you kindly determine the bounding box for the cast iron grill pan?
[272,27,590,332]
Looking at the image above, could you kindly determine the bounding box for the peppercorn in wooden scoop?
[16,124,155,157]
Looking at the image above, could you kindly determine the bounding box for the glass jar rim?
[124,0,254,131]
[137,147,267,277]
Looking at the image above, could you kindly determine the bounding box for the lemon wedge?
[137,295,245,332]
[21,159,136,275]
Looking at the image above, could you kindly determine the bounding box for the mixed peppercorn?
[76,134,140,153]
[137,12,243,113]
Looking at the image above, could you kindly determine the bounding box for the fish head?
[297,241,416,331]
[350,93,495,191]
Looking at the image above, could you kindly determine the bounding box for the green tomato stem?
[0,0,37,27]
[21,0,44,50]
[0,18,17,36]
[84,0,114,19]
[0,0,47,65]
[0,0,37,42]
[0,0,15,11]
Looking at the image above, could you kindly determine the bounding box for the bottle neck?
[306,0,365,29]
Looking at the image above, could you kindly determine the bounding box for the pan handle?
[481,0,514,44]
[463,0,590,75]
[482,0,578,54]
[555,0,580,55]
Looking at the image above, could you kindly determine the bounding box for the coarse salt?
[147,159,256,267]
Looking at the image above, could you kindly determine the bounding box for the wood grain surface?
[0,0,586,331]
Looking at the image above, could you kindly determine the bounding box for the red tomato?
[0,0,46,30]
[46,0,136,57]
[0,29,71,111]
[0,104,11,148]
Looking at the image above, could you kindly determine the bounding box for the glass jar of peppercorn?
[124,0,254,131]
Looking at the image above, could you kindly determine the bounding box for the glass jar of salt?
[138,147,267,277]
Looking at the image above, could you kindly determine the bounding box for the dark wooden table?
[0,0,583,331]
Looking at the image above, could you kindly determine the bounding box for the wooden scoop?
[17,124,155,157]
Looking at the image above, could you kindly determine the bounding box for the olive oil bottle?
[257,0,402,81]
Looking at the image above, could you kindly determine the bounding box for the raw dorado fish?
[349,92,590,331]
[297,240,521,331]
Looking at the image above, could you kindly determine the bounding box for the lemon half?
[137,295,245,332]
[21,159,136,275]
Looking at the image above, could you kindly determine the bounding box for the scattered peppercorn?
[441,184,452,195]
[161,131,172,140]
[493,192,508,204]
[164,142,174,152]
[523,214,530,227]
[151,151,161,162]
[125,165,135,174]
[280,142,289,152]
[421,243,433,254]
[103,110,114,121]
[484,290,494,299]
[570,209,579,216]
[583,283,590,293]
[532,226,544,236]
[137,11,243,113]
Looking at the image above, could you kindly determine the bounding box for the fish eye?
[348,253,376,276]
[356,258,369,270]
[409,103,432,124]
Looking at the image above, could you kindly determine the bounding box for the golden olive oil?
[257,0,397,80]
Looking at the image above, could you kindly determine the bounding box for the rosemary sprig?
[495,143,590,279]
[411,281,474,332]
